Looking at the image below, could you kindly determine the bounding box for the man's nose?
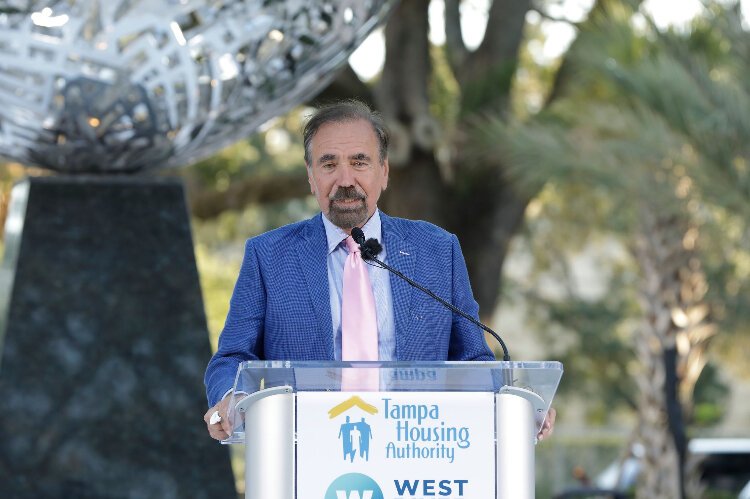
[336,164,356,187]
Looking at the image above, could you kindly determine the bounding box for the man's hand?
[537,407,556,442]
[204,396,233,441]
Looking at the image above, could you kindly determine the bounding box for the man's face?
[306,119,389,231]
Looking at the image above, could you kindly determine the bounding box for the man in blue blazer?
[204,100,555,441]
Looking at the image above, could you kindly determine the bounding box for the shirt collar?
[322,209,382,255]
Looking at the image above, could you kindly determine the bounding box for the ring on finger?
[209,410,222,425]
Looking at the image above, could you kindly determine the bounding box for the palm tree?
[474,2,748,496]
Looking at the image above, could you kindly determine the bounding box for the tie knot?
[345,235,360,254]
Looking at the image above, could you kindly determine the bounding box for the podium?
[222,360,562,499]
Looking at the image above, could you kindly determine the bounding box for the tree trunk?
[376,1,447,223]
[632,206,715,498]
[375,0,533,323]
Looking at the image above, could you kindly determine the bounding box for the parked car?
[555,438,750,498]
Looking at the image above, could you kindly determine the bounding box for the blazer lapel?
[296,214,334,359]
[381,213,416,360]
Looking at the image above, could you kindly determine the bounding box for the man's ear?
[382,158,389,191]
[306,164,315,194]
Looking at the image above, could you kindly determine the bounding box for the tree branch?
[459,0,530,112]
[309,64,374,107]
[377,0,431,119]
[529,0,581,24]
[545,0,643,105]
[474,0,531,67]
[188,170,310,219]
[444,0,468,76]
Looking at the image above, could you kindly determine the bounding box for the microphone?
[350,227,511,361]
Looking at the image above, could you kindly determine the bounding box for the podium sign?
[297,392,495,498]
[226,360,563,499]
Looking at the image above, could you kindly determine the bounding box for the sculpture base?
[0,176,235,498]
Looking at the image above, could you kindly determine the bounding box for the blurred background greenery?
[2,0,749,496]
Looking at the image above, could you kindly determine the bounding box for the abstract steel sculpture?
[0,0,392,173]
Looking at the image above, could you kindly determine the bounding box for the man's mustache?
[330,187,365,201]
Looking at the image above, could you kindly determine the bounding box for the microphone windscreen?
[364,238,383,257]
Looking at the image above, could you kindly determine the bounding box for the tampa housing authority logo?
[328,396,378,463]
[326,398,383,499]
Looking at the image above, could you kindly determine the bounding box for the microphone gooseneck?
[350,227,511,361]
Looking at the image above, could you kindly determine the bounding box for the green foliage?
[195,242,241,350]
[489,0,750,217]
[507,200,641,420]
[471,1,750,426]
[697,204,750,375]
[182,109,307,192]
[511,17,562,118]
[536,430,627,497]
[575,4,750,215]
[691,363,729,427]
[531,289,639,418]
[429,45,461,131]
[193,197,317,249]
[475,99,695,222]
[461,60,518,116]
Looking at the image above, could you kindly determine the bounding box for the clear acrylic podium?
[222,360,562,499]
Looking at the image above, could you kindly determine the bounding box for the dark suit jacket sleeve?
[448,234,496,361]
[204,239,266,407]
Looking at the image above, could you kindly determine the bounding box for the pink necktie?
[341,236,378,361]
[341,236,379,391]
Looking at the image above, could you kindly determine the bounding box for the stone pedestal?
[0,176,235,498]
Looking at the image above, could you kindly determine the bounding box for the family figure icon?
[338,416,374,462]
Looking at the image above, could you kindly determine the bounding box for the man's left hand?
[537,407,556,442]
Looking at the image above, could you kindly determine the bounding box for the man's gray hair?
[303,99,389,166]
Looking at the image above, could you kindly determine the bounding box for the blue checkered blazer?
[204,212,494,406]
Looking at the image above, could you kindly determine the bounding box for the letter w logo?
[336,491,374,499]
